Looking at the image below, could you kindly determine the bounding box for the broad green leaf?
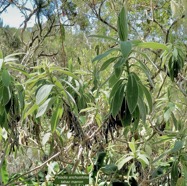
[0,160,9,184]
[114,57,126,68]
[132,107,140,131]
[109,79,124,101]
[120,41,132,58]
[138,153,149,166]
[137,96,146,123]
[126,73,139,114]
[51,102,63,132]
[170,140,183,153]
[117,156,133,170]
[109,73,120,87]
[100,57,118,71]
[100,164,118,175]
[36,98,53,118]
[111,83,125,117]
[42,132,51,146]
[23,103,38,119]
[89,35,118,42]
[129,139,136,153]
[140,84,152,113]
[136,60,154,87]
[137,42,168,50]
[3,86,11,105]
[114,66,123,78]
[36,84,54,105]
[117,6,128,41]
[92,48,119,63]
[2,69,11,87]
[171,160,179,186]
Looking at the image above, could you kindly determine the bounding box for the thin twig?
[5,152,61,186]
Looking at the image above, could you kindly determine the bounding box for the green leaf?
[126,73,139,114]
[137,96,146,123]
[92,48,119,63]
[100,164,118,175]
[3,86,11,105]
[137,42,168,50]
[51,102,63,132]
[100,57,118,71]
[138,153,149,166]
[36,84,54,105]
[0,160,9,184]
[2,69,11,87]
[109,79,124,101]
[140,84,152,113]
[36,98,54,118]
[23,103,38,119]
[60,23,65,42]
[117,6,128,41]
[117,156,133,170]
[136,60,154,87]
[120,41,132,58]
[170,140,183,153]
[171,160,179,186]
[114,57,126,68]
[111,84,125,118]
[95,152,107,169]
[111,83,125,117]
[129,139,136,153]
[114,66,123,78]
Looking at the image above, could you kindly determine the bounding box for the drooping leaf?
[137,96,147,123]
[140,84,152,113]
[114,66,123,78]
[111,83,125,117]
[114,57,126,68]
[117,6,128,41]
[23,103,38,119]
[100,164,118,175]
[51,102,63,132]
[109,79,124,101]
[120,41,132,58]
[3,86,11,105]
[42,132,51,146]
[117,156,133,170]
[126,73,139,114]
[36,84,54,105]
[100,57,118,71]
[171,160,179,186]
[2,69,11,87]
[92,48,119,63]
[36,98,54,118]
[170,140,183,153]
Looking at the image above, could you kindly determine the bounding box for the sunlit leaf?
[137,42,168,50]
[117,6,128,41]
[126,73,138,114]
[117,156,133,170]
[36,84,54,105]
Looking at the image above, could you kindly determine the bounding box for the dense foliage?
[1,0,187,185]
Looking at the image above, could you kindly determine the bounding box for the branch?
[5,152,61,186]
[165,15,185,43]
[89,0,117,32]
[0,3,10,14]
